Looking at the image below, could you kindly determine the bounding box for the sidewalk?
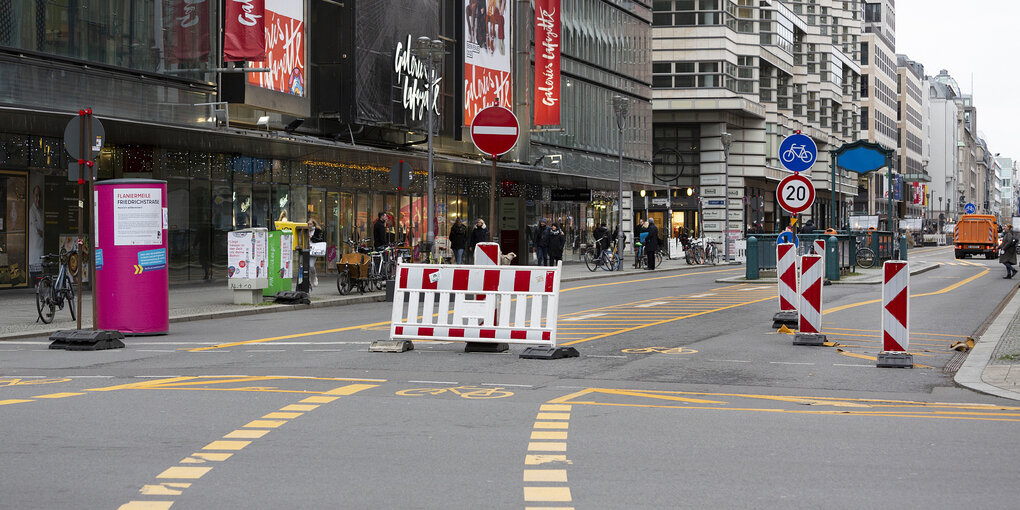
[715,260,940,284]
[956,286,1020,401]
[0,258,713,341]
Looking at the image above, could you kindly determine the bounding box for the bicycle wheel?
[606,251,622,271]
[656,250,663,267]
[685,247,694,265]
[692,246,705,265]
[856,247,876,268]
[337,271,353,295]
[35,277,55,324]
[63,282,75,321]
[584,250,598,272]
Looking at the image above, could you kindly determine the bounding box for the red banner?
[247,4,305,96]
[224,0,266,62]
[166,0,210,63]
[534,0,561,126]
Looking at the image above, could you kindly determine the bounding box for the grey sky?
[896,0,1020,164]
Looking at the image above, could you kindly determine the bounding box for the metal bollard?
[826,235,840,281]
[745,236,759,280]
[899,234,908,261]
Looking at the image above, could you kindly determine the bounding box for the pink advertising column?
[94,179,169,334]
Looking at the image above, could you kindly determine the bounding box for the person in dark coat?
[800,219,815,234]
[593,222,610,254]
[373,212,388,250]
[449,218,468,264]
[645,218,659,270]
[469,218,489,255]
[999,224,1017,279]
[534,218,549,266]
[547,223,566,265]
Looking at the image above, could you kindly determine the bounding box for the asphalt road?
[3,247,1020,509]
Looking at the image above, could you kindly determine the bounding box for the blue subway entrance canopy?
[832,139,894,174]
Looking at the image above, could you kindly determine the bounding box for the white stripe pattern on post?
[777,243,798,312]
[882,260,909,352]
[798,254,823,334]
[390,262,562,346]
[813,239,825,271]
[475,242,501,266]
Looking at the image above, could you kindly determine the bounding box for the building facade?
[652,0,863,246]
[0,0,654,289]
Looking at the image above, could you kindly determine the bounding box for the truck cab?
[954,214,998,259]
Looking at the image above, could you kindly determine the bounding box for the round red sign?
[470,106,520,157]
[777,173,815,214]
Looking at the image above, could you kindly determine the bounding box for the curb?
[1,262,714,341]
[955,285,1020,401]
[715,262,940,284]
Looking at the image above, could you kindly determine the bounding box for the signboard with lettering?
[248,0,305,97]
[464,0,512,124]
[534,0,560,125]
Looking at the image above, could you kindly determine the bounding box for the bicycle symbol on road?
[396,385,514,399]
[782,144,814,165]
[0,378,71,387]
[621,347,698,355]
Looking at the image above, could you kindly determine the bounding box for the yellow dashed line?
[156,466,212,479]
[180,453,232,463]
[118,501,174,510]
[531,430,568,440]
[524,469,568,482]
[524,487,573,502]
[280,404,319,411]
[32,392,85,399]
[243,420,286,428]
[203,440,251,451]
[139,483,191,496]
[0,399,34,405]
[533,421,570,429]
[263,412,303,419]
[224,429,270,439]
[301,396,340,404]
[528,442,568,452]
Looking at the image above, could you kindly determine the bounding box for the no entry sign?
[777,173,815,214]
[471,106,520,157]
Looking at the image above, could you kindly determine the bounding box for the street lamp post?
[720,131,733,263]
[612,96,630,269]
[412,36,444,258]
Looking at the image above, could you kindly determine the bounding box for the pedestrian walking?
[534,219,549,266]
[645,218,659,270]
[307,219,325,287]
[999,224,1017,279]
[373,212,388,250]
[469,218,489,256]
[449,218,468,264]
[547,223,566,265]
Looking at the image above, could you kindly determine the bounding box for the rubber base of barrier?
[519,346,580,360]
[274,291,310,305]
[48,329,125,351]
[792,333,827,346]
[772,311,799,329]
[464,342,509,353]
[876,351,914,368]
[369,340,414,353]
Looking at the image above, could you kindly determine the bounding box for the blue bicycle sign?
[778,133,817,172]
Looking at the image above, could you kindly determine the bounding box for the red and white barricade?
[882,261,909,352]
[877,260,912,367]
[475,242,501,266]
[798,254,823,334]
[813,239,825,269]
[390,262,562,346]
[777,243,798,311]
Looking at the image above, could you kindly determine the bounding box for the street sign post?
[964,202,976,214]
[779,133,817,172]
[471,106,520,243]
[389,161,412,190]
[777,173,815,215]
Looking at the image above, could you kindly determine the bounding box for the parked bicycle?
[681,236,705,265]
[703,240,720,265]
[855,237,877,268]
[583,237,621,272]
[36,248,78,324]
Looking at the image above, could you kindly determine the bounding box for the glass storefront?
[0,171,29,287]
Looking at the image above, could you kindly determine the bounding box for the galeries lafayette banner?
[247,0,305,96]
[464,0,512,125]
[534,0,561,125]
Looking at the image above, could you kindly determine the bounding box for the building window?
[860,74,869,98]
[860,107,869,129]
[864,3,881,23]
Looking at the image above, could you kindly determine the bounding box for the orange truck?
[954,214,998,259]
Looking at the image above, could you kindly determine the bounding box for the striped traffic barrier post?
[877,260,913,368]
[772,242,799,328]
[793,253,826,345]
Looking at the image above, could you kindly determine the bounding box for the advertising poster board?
[228,228,268,289]
[113,188,163,246]
[534,0,561,125]
[248,0,305,97]
[464,0,512,124]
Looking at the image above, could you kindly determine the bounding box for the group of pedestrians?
[448,218,490,264]
[532,218,566,266]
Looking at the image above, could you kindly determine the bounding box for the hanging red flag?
[166,0,211,63]
[224,0,267,62]
[534,0,561,126]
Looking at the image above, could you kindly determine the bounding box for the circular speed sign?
[777,173,815,214]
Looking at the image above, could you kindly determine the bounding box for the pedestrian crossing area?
[556,284,777,346]
[914,259,990,267]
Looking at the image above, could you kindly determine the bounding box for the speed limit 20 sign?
[777,173,815,214]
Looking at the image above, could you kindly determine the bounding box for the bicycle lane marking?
[0,378,83,407]
[187,267,743,352]
[117,382,378,509]
[822,268,988,315]
[523,403,574,508]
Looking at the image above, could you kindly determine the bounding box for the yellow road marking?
[528,442,568,452]
[301,396,339,404]
[325,383,378,395]
[118,501,174,510]
[263,412,303,419]
[156,467,212,479]
[524,469,568,482]
[824,268,988,315]
[836,350,934,368]
[181,453,232,463]
[139,483,191,496]
[534,421,570,429]
[224,429,269,439]
[31,392,85,399]
[524,486,573,502]
[561,268,741,293]
[203,440,250,451]
[531,431,568,440]
[525,454,572,465]
[536,412,570,420]
[281,404,319,411]
[244,419,286,428]
[86,376,198,392]
[823,327,968,338]
[0,399,33,405]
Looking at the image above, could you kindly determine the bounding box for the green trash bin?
[264,229,295,297]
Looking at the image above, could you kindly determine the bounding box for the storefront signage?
[551,189,590,202]
[113,188,163,246]
[393,35,441,122]
[464,0,512,124]
[247,0,304,96]
[224,0,266,61]
[534,0,561,125]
